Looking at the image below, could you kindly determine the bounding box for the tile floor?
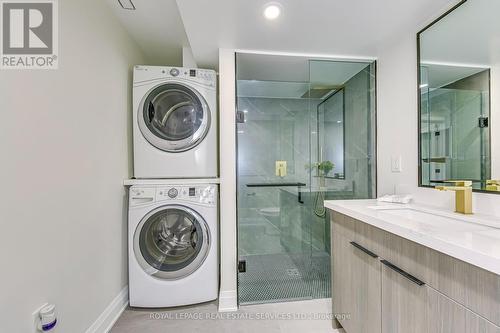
[111,298,344,333]
[238,253,331,304]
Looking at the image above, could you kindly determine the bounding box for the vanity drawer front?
[466,310,500,333]
[428,287,500,333]
[377,228,431,284]
[331,211,355,240]
[428,248,500,327]
[353,217,385,257]
[427,288,466,333]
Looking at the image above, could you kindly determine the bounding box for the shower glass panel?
[236,53,376,305]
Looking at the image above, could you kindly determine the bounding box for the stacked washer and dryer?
[128,66,219,307]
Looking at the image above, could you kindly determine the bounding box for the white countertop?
[324,199,500,275]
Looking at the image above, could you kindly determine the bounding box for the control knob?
[167,188,178,198]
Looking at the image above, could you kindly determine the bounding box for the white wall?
[218,49,238,311]
[376,15,500,217]
[0,0,144,332]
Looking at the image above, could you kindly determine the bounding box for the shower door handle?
[298,187,304,204]
[297,186,304,204]
[245,183,307,204]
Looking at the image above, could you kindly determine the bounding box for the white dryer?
[128,184,218,307]
[133,66,218,179]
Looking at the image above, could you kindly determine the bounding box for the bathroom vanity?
[326,200,500,333]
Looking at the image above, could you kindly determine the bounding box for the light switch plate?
[391,156,402,173]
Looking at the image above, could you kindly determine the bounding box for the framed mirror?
[417,0,500,193]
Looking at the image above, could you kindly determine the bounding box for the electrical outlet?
[391,156,402,173]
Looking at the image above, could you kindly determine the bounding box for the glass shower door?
[236,79,316,304]
[235,53,377,305]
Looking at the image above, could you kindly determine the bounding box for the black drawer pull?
[350,241,378,258]
[381,260,425,286]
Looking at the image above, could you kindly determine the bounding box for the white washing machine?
[133,65,218,179]
[128,184,218,307]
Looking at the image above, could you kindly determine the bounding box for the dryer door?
[134,205,210,280]
[138,82,211,152]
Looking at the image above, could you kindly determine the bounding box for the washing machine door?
[138,82,210,152]
[134,205,210,280]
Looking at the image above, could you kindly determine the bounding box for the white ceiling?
[105,0,189,65]
[176,0,458,68]
[106,0,460,69]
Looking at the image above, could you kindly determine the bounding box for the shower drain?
[286,268,301,277]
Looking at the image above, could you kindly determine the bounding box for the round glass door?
[138,83,210,152]
[134,205,210,280]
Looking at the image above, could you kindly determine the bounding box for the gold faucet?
[275,161,287,178]
[435,180,473,215]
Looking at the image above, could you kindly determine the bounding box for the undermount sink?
[367,205,500,231]
[383,208,464,224]
[380,208,471,230]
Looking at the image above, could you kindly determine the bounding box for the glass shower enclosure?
[236,53,377,305]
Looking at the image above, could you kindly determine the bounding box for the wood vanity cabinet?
[381,260,427,333]
[332,212,382,333]
[332,226,381,333]
[330,211,500,333]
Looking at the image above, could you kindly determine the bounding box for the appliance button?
[169,68,179,76]
[167,188,178,198]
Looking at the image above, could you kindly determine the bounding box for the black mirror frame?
[416,0,496,194]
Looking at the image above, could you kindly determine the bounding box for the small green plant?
[318,160,334,176]
[310,160,334,176]
[306,160,335,176]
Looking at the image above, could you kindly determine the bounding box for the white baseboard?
[218,290,238,312]
[86,286,129,333]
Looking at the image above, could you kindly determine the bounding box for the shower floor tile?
[238,253,331,305]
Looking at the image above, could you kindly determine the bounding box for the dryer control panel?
[134,65,216,88]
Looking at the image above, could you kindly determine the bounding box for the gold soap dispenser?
[435,180,473,214]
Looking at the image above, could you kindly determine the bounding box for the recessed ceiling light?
[118,0,135,10]
[263,3,281,20]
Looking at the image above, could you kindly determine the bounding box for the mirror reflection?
[418,0,500,192]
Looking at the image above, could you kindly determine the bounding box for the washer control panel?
[129,187,156,207]
[156,185,217,205]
